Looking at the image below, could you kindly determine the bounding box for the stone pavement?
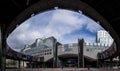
[6,68,120,71]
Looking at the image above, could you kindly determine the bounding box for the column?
[96,59,99,68]
[29,61,32,68]
[118,54,120,67]
[1,24,6,71]
[53,42,58,68]
[78,38,84,68]
[110,58,113,68]
[0,24,1,70]
[18,60,21,69]
[23,61,24,68]
[101,60,104,67]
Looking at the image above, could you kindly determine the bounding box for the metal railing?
[6,45,44,62]
[97,42,117,60]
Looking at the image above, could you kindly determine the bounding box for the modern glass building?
[21,36,56,57]
[21,33,112,67]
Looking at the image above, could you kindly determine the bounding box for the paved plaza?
[6,68,120,71]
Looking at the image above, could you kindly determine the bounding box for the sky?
[7,9,104,52]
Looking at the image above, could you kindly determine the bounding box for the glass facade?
[21,37,56,57]
[62,44,73,52]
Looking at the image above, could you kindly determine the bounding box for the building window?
[86,49,89,51]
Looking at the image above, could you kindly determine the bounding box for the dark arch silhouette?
[5,0,120,58]
[1,1,120,70]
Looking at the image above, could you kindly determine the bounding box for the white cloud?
[7,9,103,52]
[43,10,86,39]
[86,21,103,33]
[58,32,96,44]
[7,21,31,51]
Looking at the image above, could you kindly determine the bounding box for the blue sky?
[7,9,104,52]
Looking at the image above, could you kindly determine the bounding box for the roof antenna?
[78,10,82,14]
[54,7,59,10]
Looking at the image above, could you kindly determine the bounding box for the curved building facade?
[21,36,110,67]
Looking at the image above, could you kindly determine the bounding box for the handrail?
[97,42,117,60]
[6,45,43,62]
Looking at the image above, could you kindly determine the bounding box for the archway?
[1,0,120,70]
[6,0,120,53]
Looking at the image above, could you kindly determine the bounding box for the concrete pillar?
[53,42,58,68]
[97,59,99,68]
[18,60,21,69]
[1,24,6,71]
[23,61,24,68]
[44,62,45,68]
[101,60,104,67]
[110,58,113,68]
[118,55,120,67]
[35,62,37,68]
[0,24,1,70]
[78,38,84,68]
[35,62,38,68]
[29,61,32,68]
[97,59,102,67]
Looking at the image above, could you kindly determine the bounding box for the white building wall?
[97,30,113,46]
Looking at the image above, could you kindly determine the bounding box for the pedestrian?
[62,66,63,69]
[87,65,90,70]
